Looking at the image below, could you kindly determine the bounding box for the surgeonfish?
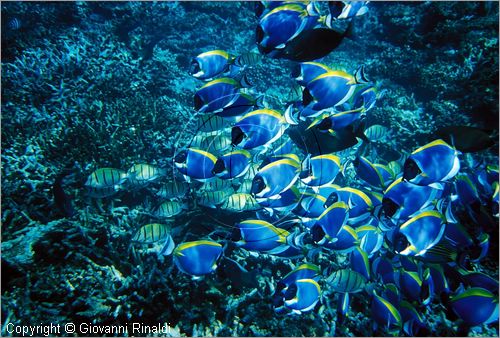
[403,139,460,186]
[292,62,332,86]
[194,77,246,114]
[155,181,190,200]
[232,109,287,149]
[196,189,233,208]
[450,287,499,327]
[212,149,252,179]
[234,219,290,253]
[173,240,223,277]
[85,168,127,189]
[326,1,369,23]
[132,223,171,244]
[350,246,370,280]
[327,269,367,294]
[280,24,354,62]
[190,50,232,80]
[364,124,389,142]
[126,163,165,188]
[325,186,373,224]
[154,200,187,218]
[353,156,387,189]
[321,225,359,253]
[313,201,349,243]
[251,158,301,198]
[282,279,321,314]
[174,148,218,181]
[256,3,320,55]
[300,154,342,187]
[357,225,383,258]
[382,177,441,221]
[371,291,402,334]
[393,210,446,256]
[302,71,357,111]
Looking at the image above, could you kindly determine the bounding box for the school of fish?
[81,1,499,335]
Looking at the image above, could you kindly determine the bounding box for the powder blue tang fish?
[173,240,223,277]
[283,279,321,314]
[235,219,289,253]
[212,149,252,179]
[393,210,446,256]
[190,50,232,80]
[251,158,301,198]
[194,78,242,113]
[403,139,460,186]
[302,70,357,111]
[232,109,287,149]
[300,154,342,187]
[292,61,332,86]
[174,148,218,181]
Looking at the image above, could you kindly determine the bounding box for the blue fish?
[302,70,357,111]
[313,201,349,243]
[327,1,369,23]
[326,186,373,224]
[283,278,321,314]
[460,270,499,294]
[393,210,446,256]
[194,78,244,113]
[174,148,218,181]
[353,156,387,190]
[348,85,377,112]
[403,139,460,186]
[292,192,328,218]
[212,149,252,179]
[397,269,422,303]
[217,92,262,118]
[337,292,350,324]
[257,186,301,214]
[382,177,441,221]
[308,108,363,133]
[232,109,287,149]
[371,291,402,334]
[235,219,290,253]
[450,287,499,327]
[292,61,332,86]
[300,154,342,187]
[372,256,396,284]
[190,50,232,80]
[257,3,320,55]
[357,225,383,258]
[322,225,359,252]
[350,246,370,280]
[251,158,301,198]
[173,240,223,277]
[399,300,428,336]
[280,263,321,287]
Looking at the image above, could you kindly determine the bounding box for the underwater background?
[1,1,499,337]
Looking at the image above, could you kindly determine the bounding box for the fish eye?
[382,197,398,218]
[174,150,187,164]
[403,158,420,181]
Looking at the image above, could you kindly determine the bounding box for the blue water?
[1,2,498,337]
